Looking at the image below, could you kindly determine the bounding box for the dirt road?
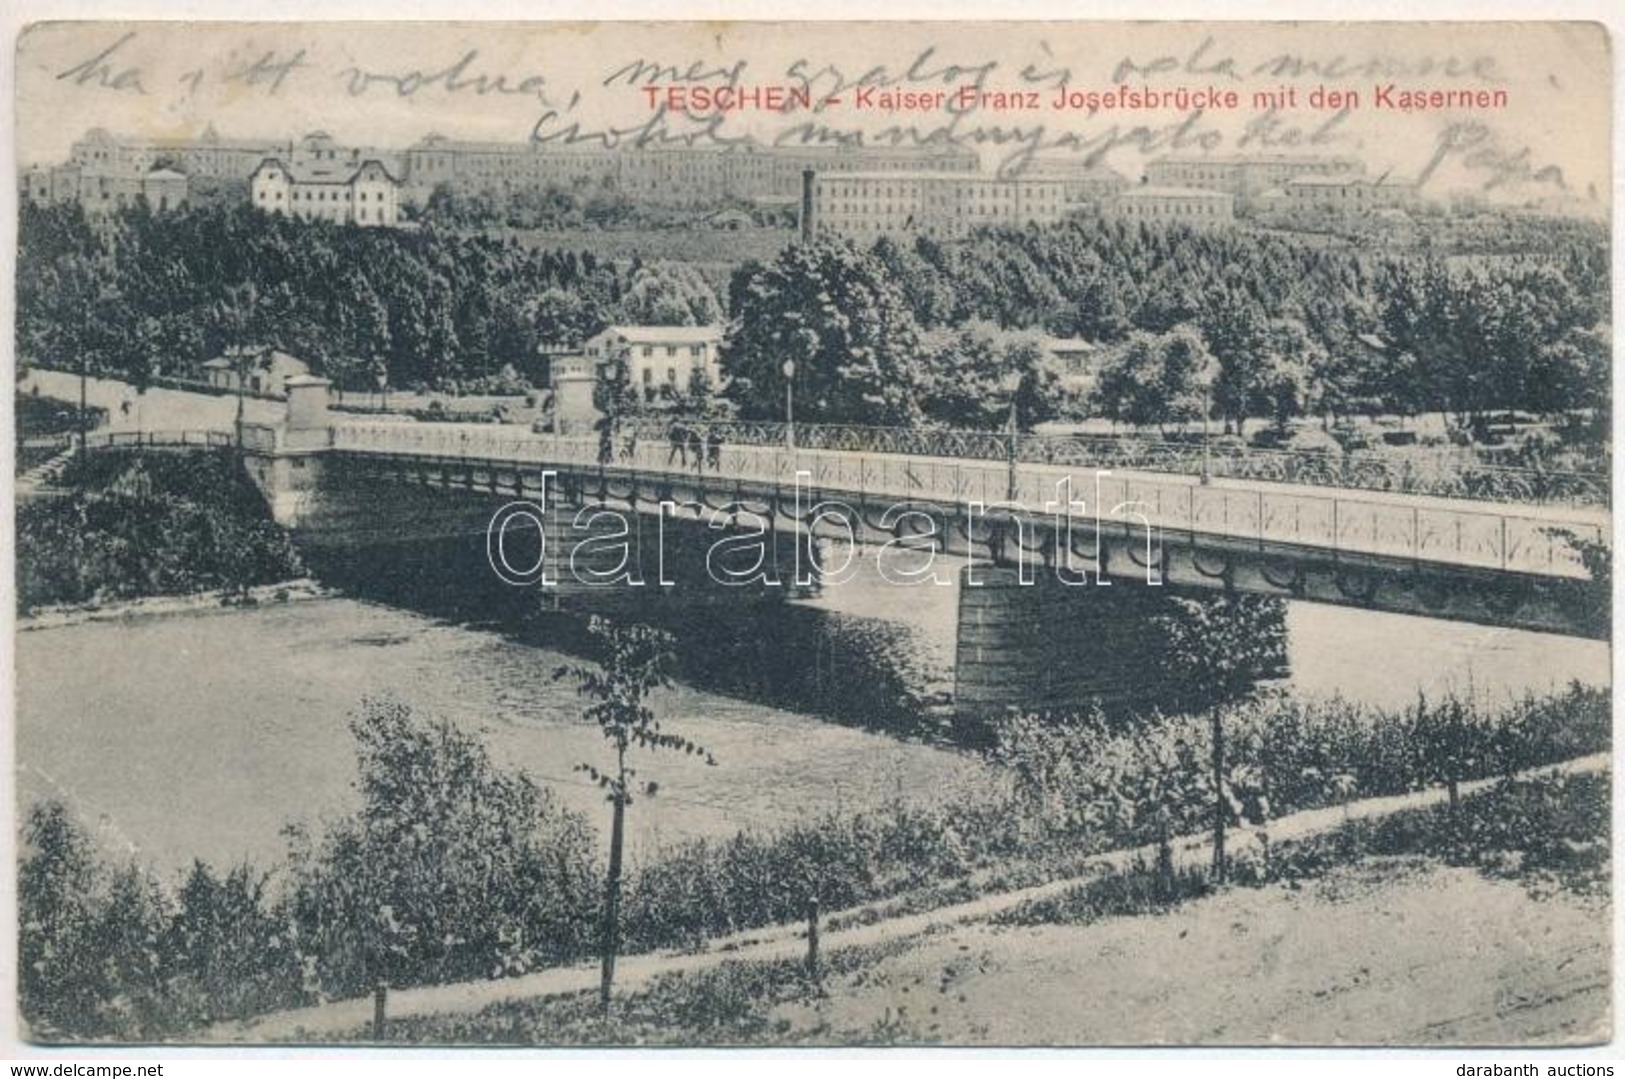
[772,858,1610,1046]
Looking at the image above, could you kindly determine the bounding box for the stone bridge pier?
[951,564,1234,724]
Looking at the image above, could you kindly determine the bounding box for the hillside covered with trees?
[16,201,1609,437]
[16,203,722,394]
[724,221,1608,433]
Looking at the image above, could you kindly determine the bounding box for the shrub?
[281,699,602,999]
[989,684,1610,852]
[20,802,108,1039]
[16,449,303,612]
[18,684,1609,1039]
[161,862,305,1029]
[1258,770,1610,899]
[19,803,302,1041]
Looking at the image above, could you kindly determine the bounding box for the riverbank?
[16,447,306,613]
[234,756,1610,1045]
[21,646,1607,1040]
[17,578,333,632]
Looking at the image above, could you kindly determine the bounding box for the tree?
[1156,594,1288,882]
[1548,529,1610,640]
[1202,301,1317,436]
[557,617,714,1015]
[592,349,642,445]
[674,365,728,418]
[1090,326,1210,432]
[916,321,1061,430]
[871,235,957,328]
[721,238,924,426]
[1527,325,1609,417]
[163,861,296,1027]
[282,699,599,999]
[619,262,720,326]
[19,801,104,1038]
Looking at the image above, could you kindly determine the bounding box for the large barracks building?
[25,127,1417,238]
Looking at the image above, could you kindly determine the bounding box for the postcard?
[9,18,1613,1049]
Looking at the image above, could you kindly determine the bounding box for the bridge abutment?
[240,375,333,527]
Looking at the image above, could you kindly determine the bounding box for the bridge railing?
[619,418,1610,509]
[81,430,236,451]
[328,422,1607,580]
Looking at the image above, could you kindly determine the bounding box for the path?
[205,751,1610,1043]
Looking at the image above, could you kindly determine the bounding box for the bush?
[18,684,1609,1040]
[619,796,1025,954]
[1259,770,1610,899]
[20,801,111,1039]
[19,803,301,1041]
[21,700,603,1039]
[16,449,303,612]
[989,684,1610,853]
[281,699,601,999]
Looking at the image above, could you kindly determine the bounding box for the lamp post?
[234,348,248,449]
[78,347,89,456]
[1001,370,1023,503]
[1199,358,1218,486]
[1201,380,1212,485]
[83,283,121,454]
[782,358,796,451]
[371,357,390,413]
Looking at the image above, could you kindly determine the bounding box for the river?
[15,577,1608,879]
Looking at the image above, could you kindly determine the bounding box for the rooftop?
[78,126,283,152]
[1018,159,1131,181]
[204,347,308,369]
[817,170,1066,184]
[1119,185,1236,200]
[598,325,724,344]
[253,157,402,186]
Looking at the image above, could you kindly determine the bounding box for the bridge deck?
[326,423,1609,581]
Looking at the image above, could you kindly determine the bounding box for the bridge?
[55,376,1612,717]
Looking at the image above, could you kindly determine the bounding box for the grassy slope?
[322,770,1609,1047]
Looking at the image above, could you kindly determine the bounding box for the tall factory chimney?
[800,168,816,242]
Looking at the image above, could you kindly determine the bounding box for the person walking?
[667,421,687,467]
[706,428,724,471]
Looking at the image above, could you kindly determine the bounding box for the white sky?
[12,20,1612,202]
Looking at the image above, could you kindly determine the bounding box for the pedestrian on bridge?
[667,421,688,467]
[705,428,724,471]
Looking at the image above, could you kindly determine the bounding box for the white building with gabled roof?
[249,156,401,227]
[201,346,311,397]
[581,325,725,399]
[809,170,1072,240]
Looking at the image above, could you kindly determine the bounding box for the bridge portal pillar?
[953,565,1176,728]
[283,375,333,451]
[550,356,601,436]
[238,375,331,526]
